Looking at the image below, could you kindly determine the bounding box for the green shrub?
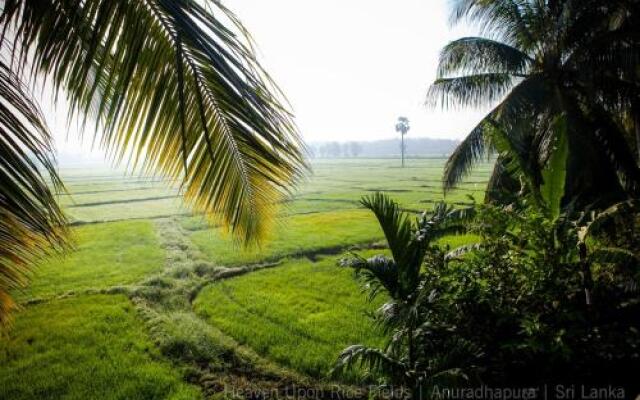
[338,197,640,397]
[435,204,640,389]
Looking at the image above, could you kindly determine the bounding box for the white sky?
[45,0,491,164]
[225,0,490,142]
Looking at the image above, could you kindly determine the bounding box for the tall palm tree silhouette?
[395,117,410,167]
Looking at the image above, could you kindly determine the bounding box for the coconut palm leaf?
[580,102,640,196]
[437,37,533,77]
[431,0,640,210]
[428,73,516,109]
[340,254,399,301]
[438,73,548,193]
[1,0,307,244]
[360,193,417,270]
[332,344,407,381]
[485,155,522,203]
[449,0,537,47]
[0,59,68,325]
[442,119,493,192]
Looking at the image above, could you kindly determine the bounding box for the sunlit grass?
[438,233,480,249]
[58,187,178,207]
[0,295,201,400]
[66,197,187,223]
[190,209,384,266]
[194,257,385,380]
[21,221,164,299]
[8,158,491,392]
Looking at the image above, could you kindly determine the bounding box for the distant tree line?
[308,141,363,158]
[308,138,458,158]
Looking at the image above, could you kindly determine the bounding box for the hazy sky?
[225,0,490,142]
[47,0,491,163]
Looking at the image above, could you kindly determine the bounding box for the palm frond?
[584,103,640,196]
[361,193,428,297]
[492,74,548,124]
[442,73,549,194]
[438,0,640,211]
[580,199,640,241]
[445,243,482,262]
[442,118,493,192]
[428,73,516,109]
[375,300,406,334]
[485,155,521,203]
[361,193,414,266]
[489,120,544,202]
[0,59,68,325]
[437,37,532,78]
[449,0,537,48]
[1,0,307,244]
[332,344,407,380]
[416,202,475,243]
[340,254,399,301]
[556,96,631,208]
[416,336,482,388]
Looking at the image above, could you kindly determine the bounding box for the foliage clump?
[337,194,640,398]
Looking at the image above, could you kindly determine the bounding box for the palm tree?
[0,0,306,324]
[334,193,476,394]
[395,117,410,167]
[428,0,640,211]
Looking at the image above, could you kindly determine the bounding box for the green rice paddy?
[1,158,490,398]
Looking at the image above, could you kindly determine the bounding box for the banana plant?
[574,200,640,307]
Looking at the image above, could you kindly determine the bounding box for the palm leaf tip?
[0,59,69,326]
[332,344,405,378]
[436,37,531,79]
[442,119,490,193]
[427,73,515,110]
[2,0,308,245]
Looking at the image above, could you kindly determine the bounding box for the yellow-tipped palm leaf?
[0,0,307,324]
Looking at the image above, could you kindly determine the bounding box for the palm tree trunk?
[578,242,593,309]
[635,114,640,164]
[407,319,415,388]
[632,102,640,165]
[401,134,405,168]
[408,323,414,366]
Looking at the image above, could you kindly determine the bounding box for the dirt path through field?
[127,218,368,399]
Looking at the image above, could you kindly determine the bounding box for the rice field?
[194,256,387,380]
[21,221,164,300]
[0,157,491,398]
[0,295,201,400]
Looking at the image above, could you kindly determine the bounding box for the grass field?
[194,256,386,380]
[1,158,491,397]
[190,209,384,266]
[0,295,201,400]
[22,221,164,299]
